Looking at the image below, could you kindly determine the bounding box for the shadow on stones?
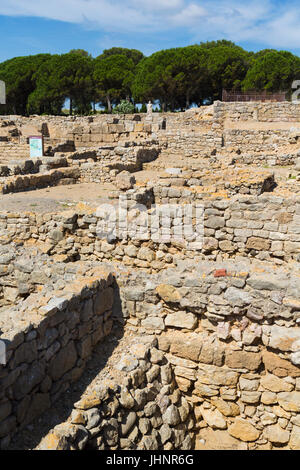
[8,280,125,450]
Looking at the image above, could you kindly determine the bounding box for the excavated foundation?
[0,102,300,450]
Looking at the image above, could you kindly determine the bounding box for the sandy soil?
[0,183,119,213]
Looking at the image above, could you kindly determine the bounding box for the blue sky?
[0,0,300,62]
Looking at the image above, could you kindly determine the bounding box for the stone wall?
[0,140,161,192]
[37,337,194,451]
[2,254,300,450]
[0,264,115,447]
[214,101,300,122]
[0,168,80,194]
[2,102,300,165]
[116,260,300,450]
[0,114,164,148]
[233,152,298,167]
[0,193,298,264]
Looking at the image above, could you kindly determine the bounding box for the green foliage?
[69,49,92,58]
[28,53,94,115]
[205,45,251,100]
[113,99,135,114]
[199,39,240,49]
[132,44,248,108]
[0,54,51,114]
[100,48,144,65]
[1,41,300,116]
[94,54,136,112]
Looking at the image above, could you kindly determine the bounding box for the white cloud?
[171,3,206,26]
[131,0,184,11]
[0,0,299,49]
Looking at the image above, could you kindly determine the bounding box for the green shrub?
[113,99,135,114]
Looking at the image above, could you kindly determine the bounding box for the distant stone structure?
[147,101,153,114]
[222,89,286,102]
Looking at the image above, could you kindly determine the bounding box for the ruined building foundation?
[0,102,300,450]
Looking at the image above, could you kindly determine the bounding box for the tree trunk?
[186,92,190,110]
[69,97,73,116]
[107,96,112,113]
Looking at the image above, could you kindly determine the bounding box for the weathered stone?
[247,274,289,291]
[240,391,261,404]
[268,326,300,352]
[224,287,252,307]
[239,377,260,392]
[139,435,159,450]
[278,392,300,412]
[264,425,290,445]
[49,341,77,381]
[37,425,74,450]
[200,406,227,430]
[246,237,270,251]
[225,349,262,371]
[141,317,165,331]
[14,361,45,400]
[144,401,158,417]
[85,408,101,430]
[146,365,160,382]
[263,351,300,377]
[23,393,50,426]
[169,332,202,361]
[74,392,104,410]
[193,382,219,397]
[261,374,294,393]
[163,405,181,426]
[94,287,114,315]
[289,425,300,450]
[119,388,135,409]
[165,311,197,330]
[261,392,278,405]
[197,364,239,387]
[116,171,136,190]
[0,416,16,438]
[139,418,151,435]
[228,419,260,442]
[121,412,137,437]
[116,354,139,372]
[175,376,192,393]
[211,398,240,417]
[0,401,11,422]
[159,424,172,444]
[156,284,181,303]
[71,410,86,425]
[197,428,247,450]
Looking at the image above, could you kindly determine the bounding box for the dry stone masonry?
[0,101,300,450]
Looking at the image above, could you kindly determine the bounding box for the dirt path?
[0,183,119,213]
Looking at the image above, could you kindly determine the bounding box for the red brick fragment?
[214,269,227,278]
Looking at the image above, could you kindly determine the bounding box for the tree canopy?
[94,54,136,112]
[0,54,51,114]
[99,47,144,65]
[243,51,300,92]
[0,42,299,115]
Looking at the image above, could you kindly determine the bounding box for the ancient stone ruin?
[0,101,300,450]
